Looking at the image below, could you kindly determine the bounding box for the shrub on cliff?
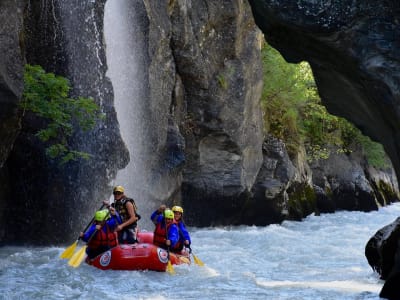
[261,43,389,168]
[20,64,104,164]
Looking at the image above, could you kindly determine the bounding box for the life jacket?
[153,220,182,251]
[153,221,168,247]
[112,197,140,229]
[88,224,118,249]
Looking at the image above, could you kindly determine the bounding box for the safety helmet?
[172,206,183,214]
[94,209,109,221]
[113,185,125,193]
[164,209,174,219]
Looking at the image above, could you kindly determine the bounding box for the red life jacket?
[88,224,118,249]
[153,222,169,247]
[153,220,183,251]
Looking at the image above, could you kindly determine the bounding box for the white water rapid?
[2,203,400,299]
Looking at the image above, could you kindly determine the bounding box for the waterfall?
[104,0,152,230]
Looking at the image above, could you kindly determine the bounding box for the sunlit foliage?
[20,64,104,164]
[261,42,389,168]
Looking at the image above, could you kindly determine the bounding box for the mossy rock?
[287,183,317,220]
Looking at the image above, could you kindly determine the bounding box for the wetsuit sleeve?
[168,224,180,248]
[150,210,163,224]
[179,222,191,243]
[107,212,122,229]
[82,224,97,242]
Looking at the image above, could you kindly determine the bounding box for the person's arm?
[179,222,191,245]
[107,207,122,229]
[80,224,97,242]
[150,210,160,224]
[166,224,179,248]
[150,205,166,224]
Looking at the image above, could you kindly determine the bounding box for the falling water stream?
[104,0,154,229]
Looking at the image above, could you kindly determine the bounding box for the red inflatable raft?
[86,231,190,272]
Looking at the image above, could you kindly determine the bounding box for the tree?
[20,64,104,164]
[261,42,389,168]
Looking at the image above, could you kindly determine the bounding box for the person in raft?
[171,205,191,251]
[80,207,122,259]
[151,206,180,252]
[104,185,141,244]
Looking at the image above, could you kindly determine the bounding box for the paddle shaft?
[165,218,170,257]
[187,245,204,266]
[164,218,176,274]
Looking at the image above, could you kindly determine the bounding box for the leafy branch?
[261,42,389,168]
[20,64,104,164]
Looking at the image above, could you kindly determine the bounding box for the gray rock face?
[141,0,183,203]
[248,0,400,182]
[246,3,400,292]
[0,1,25,167]
[0,0,25,242]
[170,0,264,225]
[249,135,298,224]
[2,0,129,244]
[366,218,400,299]
[311,148,399,212]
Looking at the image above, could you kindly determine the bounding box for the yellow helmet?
[95,209,109,221]
[172,205,183,214]
[113,185,125,193]
[164,209,174,219]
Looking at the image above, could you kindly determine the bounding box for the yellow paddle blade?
[68,246,87,268]
[179,256,191,264]
[193,254,204,266]
[60,240,78,259]
[166,260,175,275]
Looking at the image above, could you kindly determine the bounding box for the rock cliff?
[248,0,400,183]
[0,0,398,257]
[247,1,400,297]
[2,0,129,244]
[0,0,26,241]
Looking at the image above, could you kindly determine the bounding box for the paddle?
[165,219,175,275]
[166,247,175,274]
[60,204,105,259]
[68,210,110,268]
[188,246,204,266]
[178,255,191,265]
[67,244,87,268]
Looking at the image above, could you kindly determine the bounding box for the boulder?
[365,217,400,299]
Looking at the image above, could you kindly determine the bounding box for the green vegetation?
[261,42,389,168]
[20,64,104,164]
[356,134,390,168]
[217,74,228,89]
[287,183,316,220]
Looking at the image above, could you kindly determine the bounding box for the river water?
[2,203,399,300]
